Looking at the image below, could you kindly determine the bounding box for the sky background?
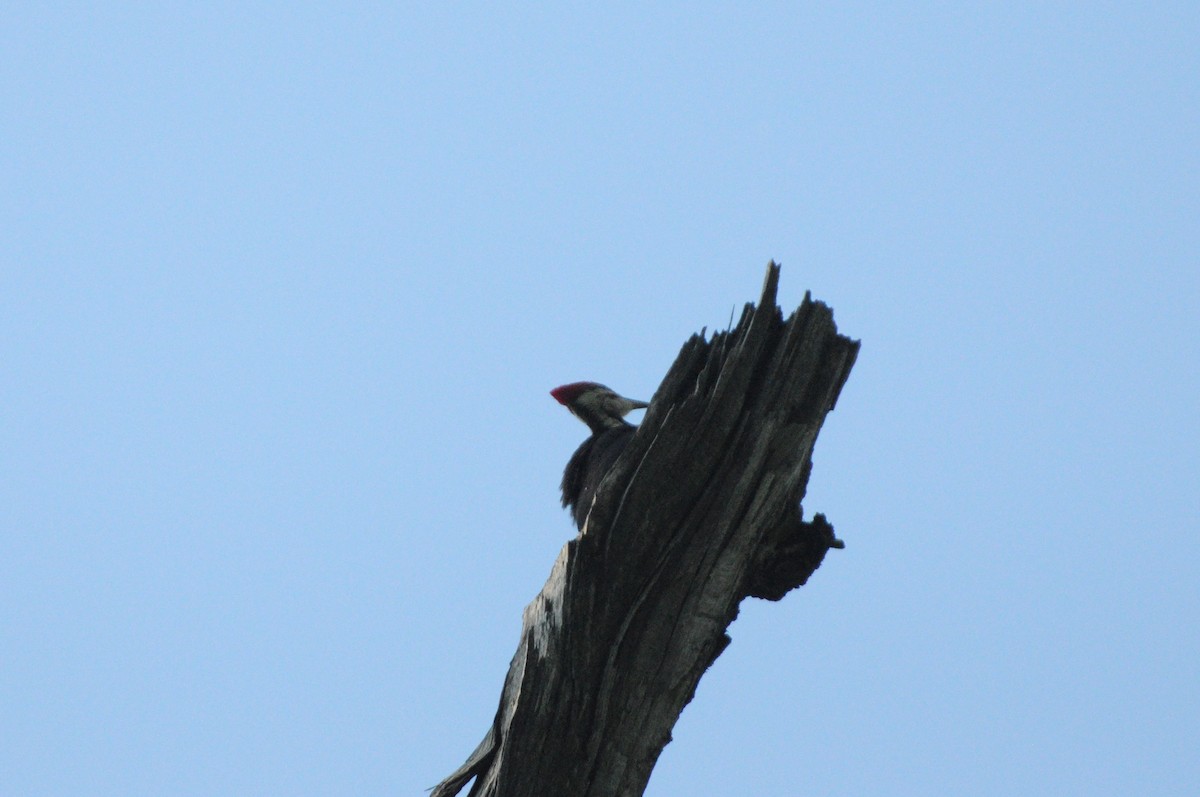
[2,3,1197,795]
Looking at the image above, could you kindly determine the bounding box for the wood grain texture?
[432,263,859,797]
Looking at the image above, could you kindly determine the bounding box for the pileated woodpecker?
[551,382,649,529]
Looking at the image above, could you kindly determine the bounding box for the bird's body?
[551,382,649,529]
[559,423,638,530]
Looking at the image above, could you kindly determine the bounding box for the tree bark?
[432,262,859,797]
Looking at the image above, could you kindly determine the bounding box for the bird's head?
[551,382,649,433]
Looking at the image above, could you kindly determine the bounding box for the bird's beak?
[624,398,650,413]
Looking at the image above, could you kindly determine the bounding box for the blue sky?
[2,3,1197,795]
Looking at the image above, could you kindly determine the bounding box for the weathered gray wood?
[431,262,858,797]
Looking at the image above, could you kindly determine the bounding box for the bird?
[550,382,649,529]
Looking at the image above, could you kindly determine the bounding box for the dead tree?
[432,262,859,797]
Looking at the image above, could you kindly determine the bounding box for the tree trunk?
[432,262,859,797]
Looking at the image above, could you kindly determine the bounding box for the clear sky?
[2,4,1197,795]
